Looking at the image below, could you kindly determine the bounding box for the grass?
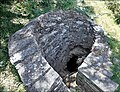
[0,2,27,92]
[0,0,120,92]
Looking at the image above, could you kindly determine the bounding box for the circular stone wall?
[8,10,118,92]
[34,10,95,78]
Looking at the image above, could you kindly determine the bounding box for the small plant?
[12,0,78,18]
[56,0,77,9]
[12,1,42,18]
[75,5,95,19]
[105,0,120,24]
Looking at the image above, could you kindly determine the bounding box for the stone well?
[8,10,118,92]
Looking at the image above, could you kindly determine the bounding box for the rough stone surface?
[77,25,118,92]
[8,10,118,92]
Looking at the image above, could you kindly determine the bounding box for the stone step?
[78,62,118,92]
[9,37,34,56]
[15,52,69,92]
[99,68,113,77]
[83,53,113,73]
[10,43,38,64]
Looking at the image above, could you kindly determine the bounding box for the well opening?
[67,55,78,73]
[63,46,91,89]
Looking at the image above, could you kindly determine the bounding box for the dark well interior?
[67,55,78,73]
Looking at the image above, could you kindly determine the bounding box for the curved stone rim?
[8,10,118,92]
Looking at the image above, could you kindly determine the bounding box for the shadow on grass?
[107,36,120,59]
[107,36,120,92]
[0,3,24,85]
[0,0,13,5]
[0,85,8,92]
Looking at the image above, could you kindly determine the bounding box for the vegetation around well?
[0,0,120,92]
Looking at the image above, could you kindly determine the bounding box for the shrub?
[12,0,78,18]
[105,0,120,24]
